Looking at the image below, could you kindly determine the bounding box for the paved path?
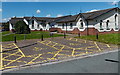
[2,33,14,36]
[1,37,118,71]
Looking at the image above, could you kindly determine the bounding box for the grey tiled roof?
[9,18,23,25]
[81,7,118,20]
[56,7,119,23]
[9,7,119,24]
[55,15,79,23]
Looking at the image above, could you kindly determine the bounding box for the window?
[32,25,34,29]
[100,20,103,30]
[37,24,39,29]
[62,24,64,29]
[106,20,110,30]
[70,23,73,29]
[80,20,83,29]
[32,20,34,29]
[115,14,118,30]
[43,24,46,28]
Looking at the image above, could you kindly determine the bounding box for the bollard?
[96,33,98,39]
[64,32,66,38]
[14,36,17,43]
[41,34,44,41]
[78,33,80,38]
[50,33,53,37]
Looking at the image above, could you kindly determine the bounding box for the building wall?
[57,22,77,31]
[50,9,120,35]
[27,19,50,31]
[94,9,119,32]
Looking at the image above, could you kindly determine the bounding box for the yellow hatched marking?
[0,44,2,70]
[106,44,111,49]
[2,66,17,69]
[38,41,60,50]
[51,45,65,59]
[13,43,25,57]
[75,39,78,41]
[72,48,75,56]
[3,51,20,59]
[52,43,57,47]
[4,56,23,67]
[28,54,42,64]
[94,42,101,51]
[85,47,88,53]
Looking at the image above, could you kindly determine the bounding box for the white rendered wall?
[94,9,119,32]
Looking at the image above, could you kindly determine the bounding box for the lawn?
[2,31,63,42]
[2,31,11,35]
[76,33,120,45]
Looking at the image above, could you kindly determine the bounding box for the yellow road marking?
[13,43,25,57]
[4,56,23,67]
[28,54,42,64]
[52,43,57,47]
[94,42,101,51]
[106,44,111,49]
[72,48,75,56]
[2,66,17,69]
[0,44,2,70]
[51,45,65,59]
[3,51,20,59]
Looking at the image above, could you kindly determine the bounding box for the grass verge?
[2,31,63,42]
[75,33,120,45]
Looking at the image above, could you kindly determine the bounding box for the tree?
[2,22,9,31]
[14,21,30,34]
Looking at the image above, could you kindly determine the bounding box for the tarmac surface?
[1,37,118,71]
[7,50,119,73]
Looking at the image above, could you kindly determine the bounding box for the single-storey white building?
[9,7,120,35]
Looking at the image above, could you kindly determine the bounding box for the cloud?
[0,8,2,12]
[46,14,51,17]
[86,9,99,13]
[111,1,118,5]
[36,9,41,14]
[2,18,11,22]
[57,14,63,17]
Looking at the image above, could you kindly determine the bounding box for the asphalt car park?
[1,37,118,70]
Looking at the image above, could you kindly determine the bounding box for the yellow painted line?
[28,54,42,64]
[75,39,78,41]
[51,45,65,59]
[106,44,111,49]
[38,41,59,50]
[0,44,2,70]
[72,48,75,56]
[13,43,25,57]
[85,47,88,53]
[4,56,23,67]
[3,66,17,69]
[3,51,20,59]
[94,42,101,51]
[52,43,57,47]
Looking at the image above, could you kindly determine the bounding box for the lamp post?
[86,20,89,36]
[66,22,67,33]
[14,35,17,43]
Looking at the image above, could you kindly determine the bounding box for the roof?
[56,7,119,23]
[55,14,79,23]
[81,7,119,20]
[9,7,119,24]
[9,17,23,25]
